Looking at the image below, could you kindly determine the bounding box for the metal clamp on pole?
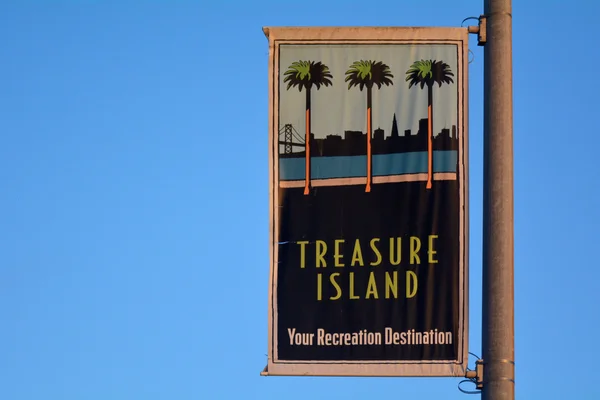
[467,15,487,46]
[460,357,484,394]
[474,359,484,390]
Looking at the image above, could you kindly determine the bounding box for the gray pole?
[482,0,514,398]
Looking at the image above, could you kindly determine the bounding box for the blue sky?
[1,1,599,399]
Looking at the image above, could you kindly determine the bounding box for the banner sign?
[263,27,469,377]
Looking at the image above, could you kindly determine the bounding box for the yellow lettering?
[390,237,402,265]
[316,240,327,268]
[385,271,398,298]
[406,271,418,298]
[410,236,421,264]
[428,235,438,264]
[349,272,360,299]
[370,238,382,266]
[330,273,342,300]
[365,272,379,299]
[317,273,322,301]
[351,239,364,266]
[334,239,344,267]
[297,241,309,268]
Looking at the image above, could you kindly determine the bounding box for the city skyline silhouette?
[279,113,458,158]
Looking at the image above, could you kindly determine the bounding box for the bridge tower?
[283,124,293,154]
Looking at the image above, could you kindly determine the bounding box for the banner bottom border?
[261,361,468,377]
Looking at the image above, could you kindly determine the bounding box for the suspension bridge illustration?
[279,124,305,154]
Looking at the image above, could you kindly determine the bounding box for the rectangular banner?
[264,27,469,377]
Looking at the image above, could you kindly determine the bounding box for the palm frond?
[283,60,333,92]
[371,61,394,89]
[405,59,454,89]
[345,60,394,91]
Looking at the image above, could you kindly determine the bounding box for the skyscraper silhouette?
[391,113,399,138]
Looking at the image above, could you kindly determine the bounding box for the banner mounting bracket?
[467,15,487,46]
[464,358,484,390]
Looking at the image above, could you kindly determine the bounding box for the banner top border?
[263,26,469,42]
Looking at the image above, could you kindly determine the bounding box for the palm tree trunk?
[304,89,311,195]
[426,85,433,190]
[366,87,372,192]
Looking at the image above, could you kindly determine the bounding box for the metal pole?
[482,0,514,398]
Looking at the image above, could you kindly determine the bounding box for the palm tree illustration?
[345,60,393,192]
[283,61,333,195]
[405,60,454,189]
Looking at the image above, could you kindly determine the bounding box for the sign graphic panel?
[265,27,469,377]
